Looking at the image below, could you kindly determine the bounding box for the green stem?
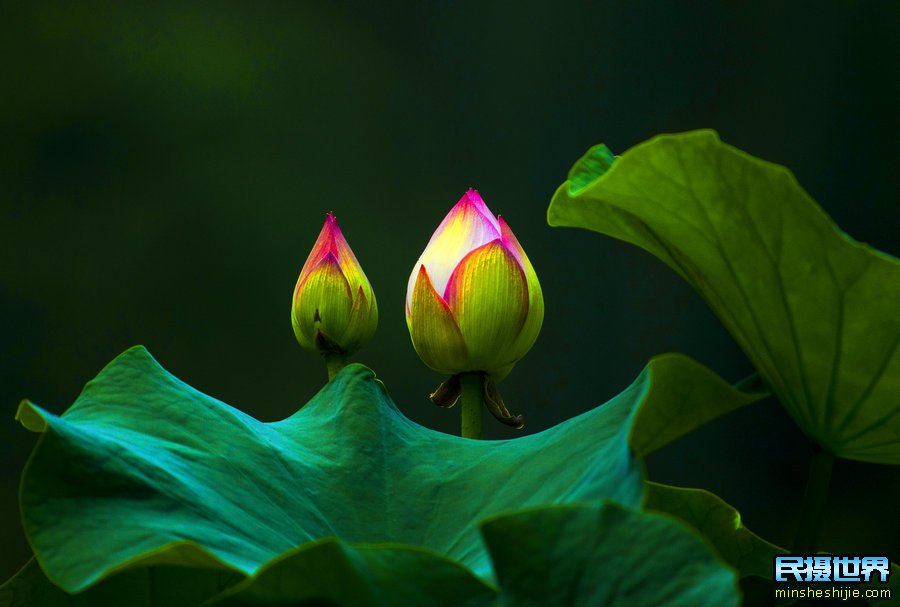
[323,353,347,382]
[459,372,484,439]
[791,444,834,554]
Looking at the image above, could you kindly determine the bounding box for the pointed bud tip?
[451,188,496,224]
[463,188,483,204]
[321,211,345,243]
[455,188,484,206]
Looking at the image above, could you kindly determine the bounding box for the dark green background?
[2,1,898,584]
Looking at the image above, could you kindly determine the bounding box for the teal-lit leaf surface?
[1,346,758,603]
[481,502,739,607]
[1,544,493,607]
[206,539,495,607]
[567,143,617,196]
[549,130,900,463]
[644,482,786,580]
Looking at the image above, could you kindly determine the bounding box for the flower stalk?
[791,444,834,554]
[459,373,484,439]
[323,353,347,382]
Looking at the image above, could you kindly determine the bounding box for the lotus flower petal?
[292,253,353,350]
[340,286,378,354]
[498,216,544,366]
[299,213,371,299]
[444,240,529,374]
[406,190,501,312]
[409,265,469,374]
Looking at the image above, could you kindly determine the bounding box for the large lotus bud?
[406,189,543,383]
[292,213,377,358]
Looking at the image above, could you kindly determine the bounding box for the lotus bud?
[406,189,543,428]
[292,213,378,361]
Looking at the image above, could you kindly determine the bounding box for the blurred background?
[1,0,898,583]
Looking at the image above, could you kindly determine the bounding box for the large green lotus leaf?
[549,130,900,463]
[211,503,741,607]
[0,558,241,607]
[0,543,494,607]
[1,548,490,607]
[5,345,756,602]
[205,539,495,606]
[628,356,766,457]
[644,482,786,580]
[481,501,739,607]
[645,483,900,606]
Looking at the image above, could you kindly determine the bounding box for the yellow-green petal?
[406,190,501,311]
[292,254,353,351]
[499,217,544,370]
[341,286,378,353]
[409,265,469,374]
[445,240,529,373]
[334,233,374,303]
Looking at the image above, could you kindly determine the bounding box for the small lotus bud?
[292,213,377,357]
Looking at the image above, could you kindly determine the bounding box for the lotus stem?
[459,372,484,439]
[324,353,347,382]
[791,444,834,554]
